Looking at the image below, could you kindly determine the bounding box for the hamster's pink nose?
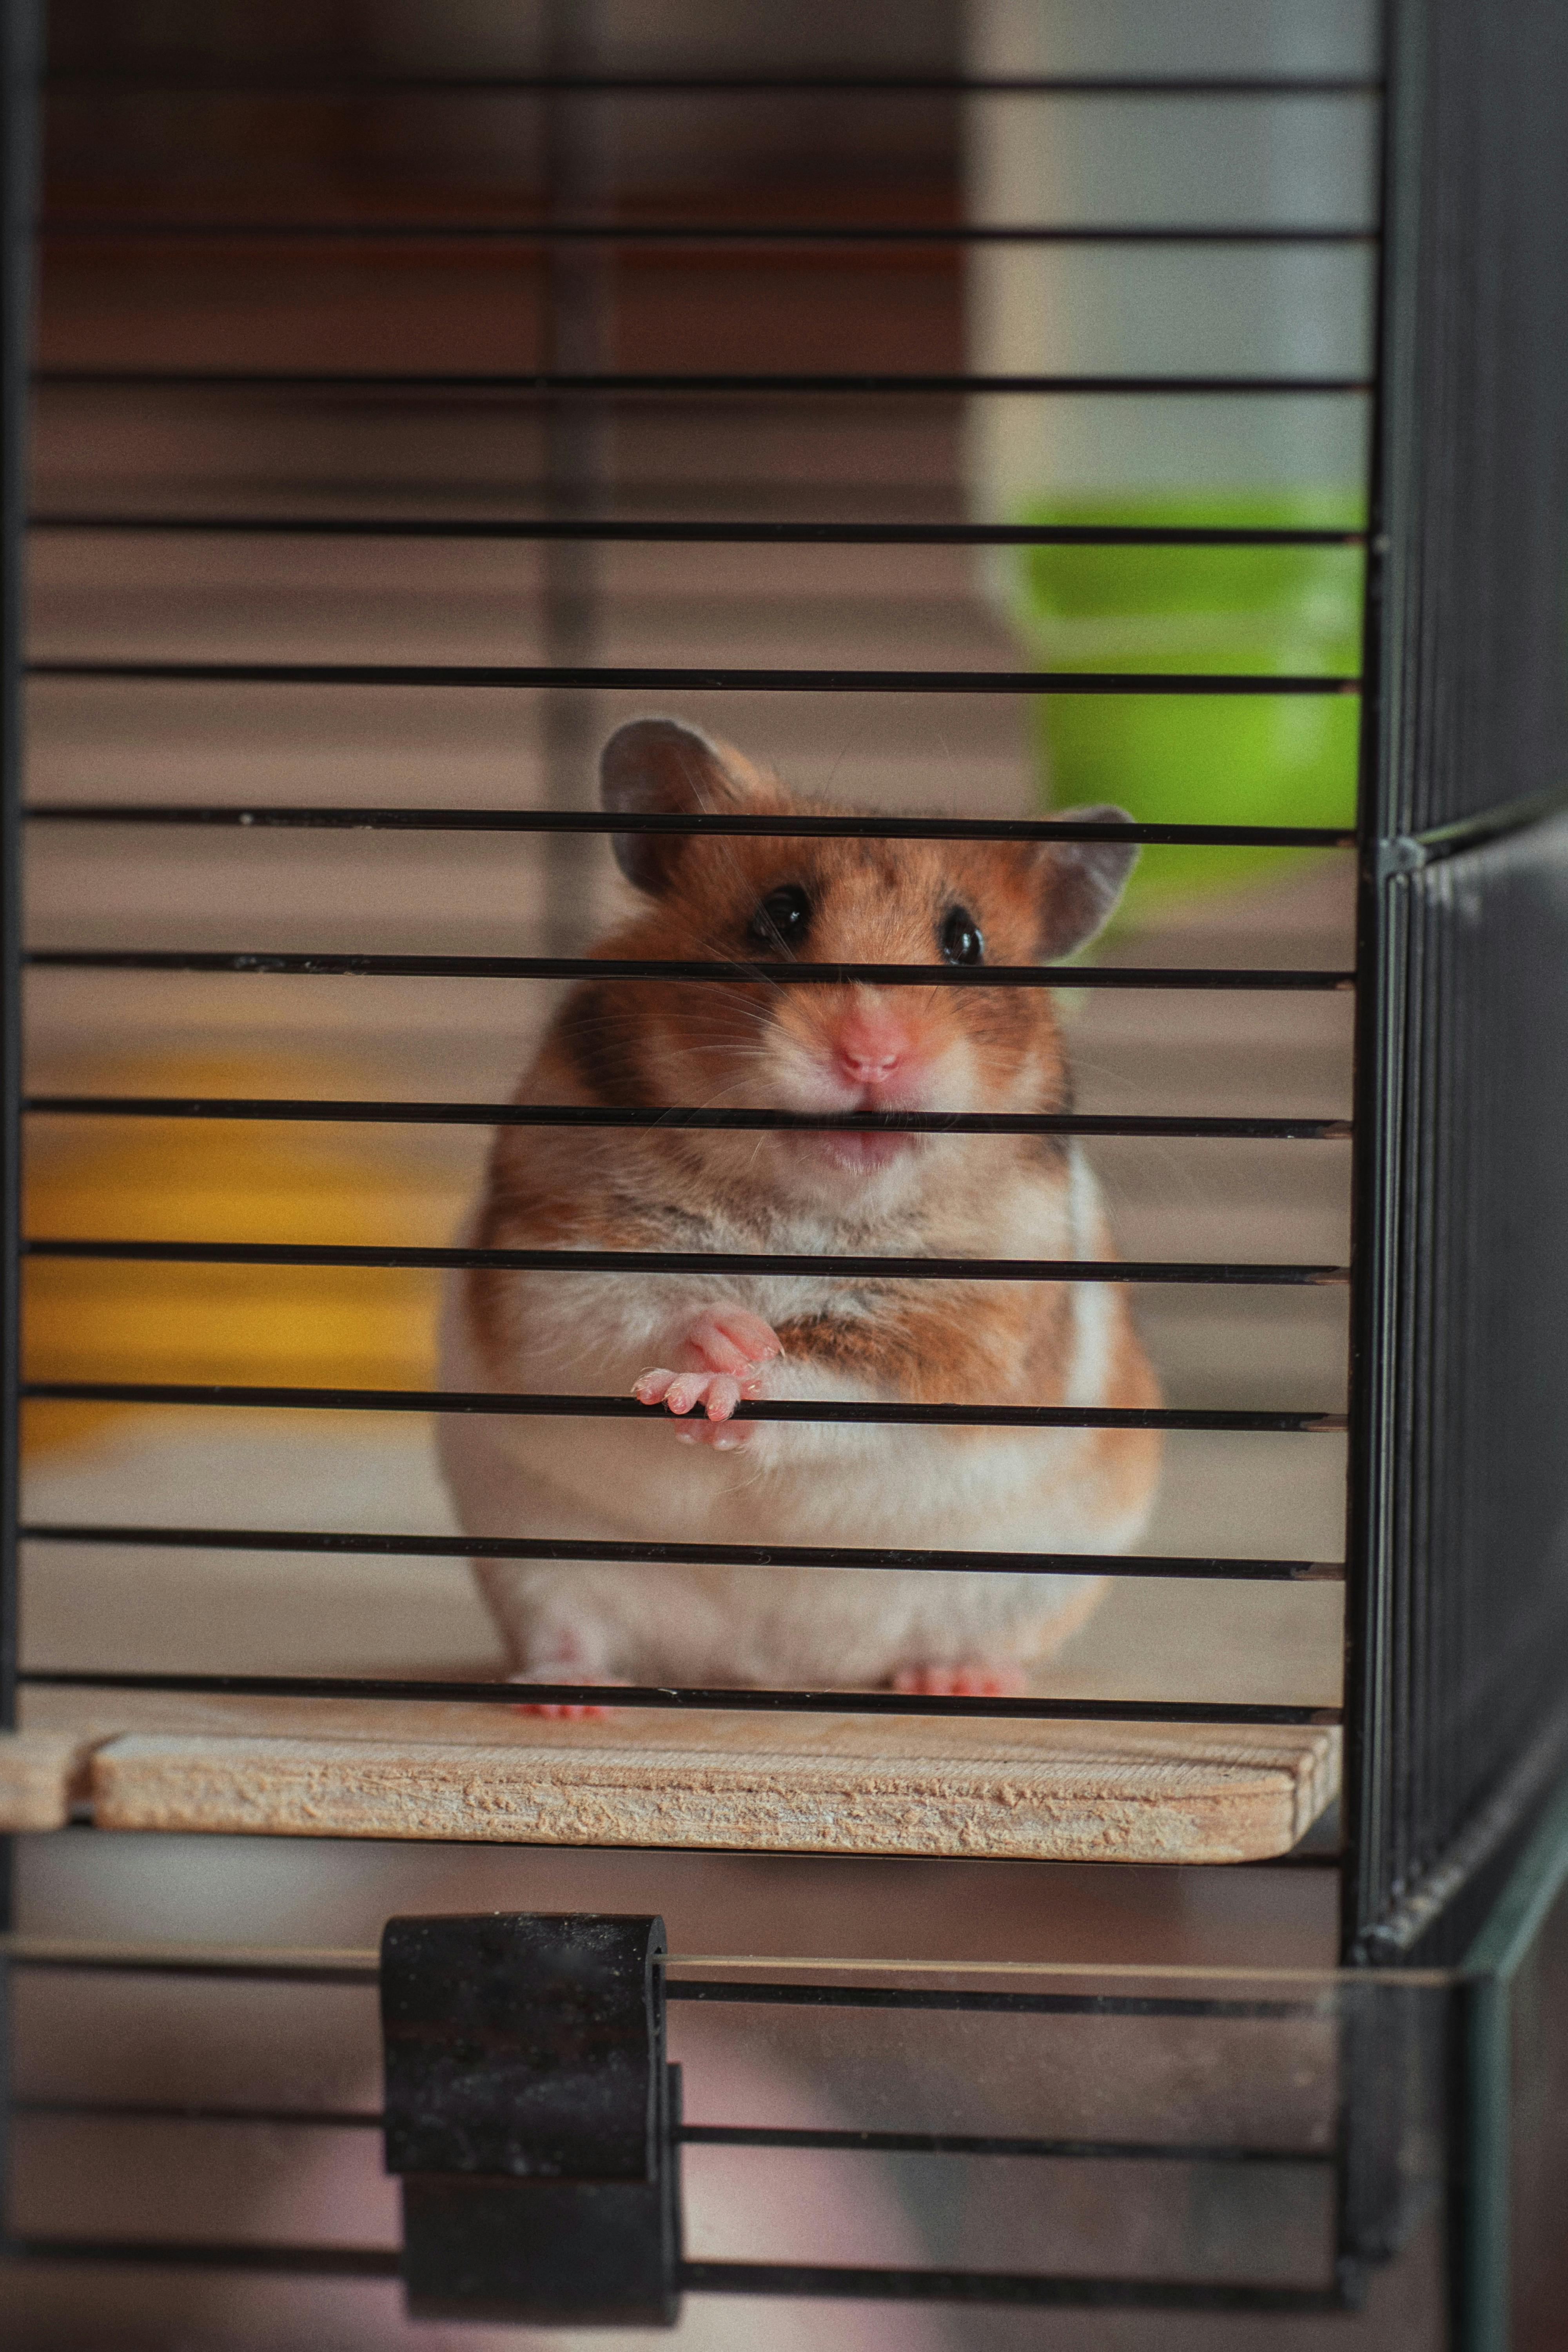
[833,1012,913,1087]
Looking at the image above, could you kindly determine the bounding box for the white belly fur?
[437,1248,1151,1689]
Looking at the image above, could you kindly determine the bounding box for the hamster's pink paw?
[507,1666,630,1720]
[892,1661,1029,1698]
[632,1304,783,1446]
[678,1305,783,1388]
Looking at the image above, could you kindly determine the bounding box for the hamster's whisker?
[691,922,797,991]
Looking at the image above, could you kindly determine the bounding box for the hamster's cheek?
[753,1022,853,1114]
[909,1028,983,1115]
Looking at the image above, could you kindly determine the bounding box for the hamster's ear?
[1035,807,1139,957]
[599,717,773,896]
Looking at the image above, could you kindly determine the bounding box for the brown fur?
[443,719,1162,1691]
[469,729,1154,1438]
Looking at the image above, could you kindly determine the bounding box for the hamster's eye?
[748,883,813,951]
[940,905,985,965]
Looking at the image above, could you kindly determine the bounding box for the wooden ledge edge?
[85,1727,1342,1866]
[0,1729,104,1831]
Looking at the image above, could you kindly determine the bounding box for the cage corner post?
[1343,0,1568,1971]
[1340,0,1412,1980]
[0,0,42,2274]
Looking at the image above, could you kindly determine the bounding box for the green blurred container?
[1010,492,1365,907]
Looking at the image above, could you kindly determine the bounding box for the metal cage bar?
[1343,0,1568,1962]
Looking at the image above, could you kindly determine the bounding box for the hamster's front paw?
[632,1304,782,1449]
[892,1661,1029,1698]
[508,1665,631,1720]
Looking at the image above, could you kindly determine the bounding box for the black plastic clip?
[381,1911,682,2327]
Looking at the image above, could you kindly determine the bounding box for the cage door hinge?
[381,1911,682,2327]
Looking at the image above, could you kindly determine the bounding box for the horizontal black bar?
[33,366,1375,396]
[27,512,1370,549]
[9,2101,1328,2162]
[40,216,1379,248]
[5,1951,375,1984]
[3,1947,378,1985]
[678,2124,1329,2163]
[0,1951,1310,2020]
[27,657,1361,695]
[24,949,1354,990]
[23,1095,1354,1140]
[666,1983,1308,2019]
[0,1949,1281,1996]
[1,2235,399,2278]
[2,1979,1310,2020]
[21,1379,1347,1433]
[18,1669,1339,1727]
[17,1523,1343,1586]
[40,72,1383,96]
[21,802,1358,846]
[21,1238,1349,1287]
[0,2236,1341,2307]
[681,2261,1343,2313]
[1,1950,1335,2012]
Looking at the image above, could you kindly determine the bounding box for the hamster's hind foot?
[507,1665,632,1720]
[892,1661,1029,1698]
[632,1303,782,1446]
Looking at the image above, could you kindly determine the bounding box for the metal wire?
[21,1239,1350,1285]
[678,2265,1348,2313]
[33,366,1376,394]
[23,1094,1353,1140]
[20,1379,1346,1433]
[40,217,1378,247]
[24,948,1353,989]
[40,71,1383,96]
[0,1938,1444,1985]
[23,803,1356,844]
[27,512,1370,548]
[27,657,1360,695]
[0,2236,1349,2309]
[10,2100,1329,2164]
[0,1937,1325,2009]
[18,1523,1344,1584]
[18,1668,1339,1726]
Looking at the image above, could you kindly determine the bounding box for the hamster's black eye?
[940,905,984,965]
[748,884,812,951]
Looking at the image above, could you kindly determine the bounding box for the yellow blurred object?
[22,1060,472,1457]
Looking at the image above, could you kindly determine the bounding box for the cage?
[1,1,1567,2346]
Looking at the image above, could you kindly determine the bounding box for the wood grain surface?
[2,1690,1338,1861]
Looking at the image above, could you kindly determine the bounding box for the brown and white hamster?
[439,718,1161,1705]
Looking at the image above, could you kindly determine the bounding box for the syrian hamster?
[439,717,1161,1706]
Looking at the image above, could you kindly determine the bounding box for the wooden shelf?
[4,1697,1337,1862]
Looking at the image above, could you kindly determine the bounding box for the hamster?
[438,717,1161,1707]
